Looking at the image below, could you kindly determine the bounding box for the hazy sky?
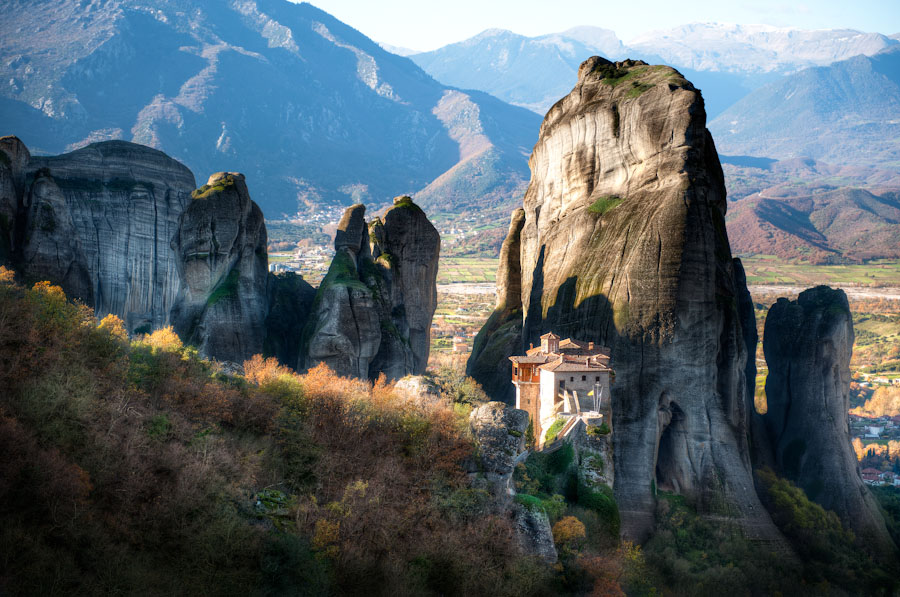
[296,0,900,52]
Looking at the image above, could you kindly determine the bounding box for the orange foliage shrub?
[243,353,293,385]
[553,516,587,553]
[144,325,183,352]
[98,313,128,342]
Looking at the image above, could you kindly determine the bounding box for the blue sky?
[298,0,900,52]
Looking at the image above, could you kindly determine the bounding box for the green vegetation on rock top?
[387,195,424,214]
[192,174,236,200]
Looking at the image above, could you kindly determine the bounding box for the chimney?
[530,343,534,350]
[588,341,594,350]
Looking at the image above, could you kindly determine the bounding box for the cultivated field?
[437,257,498,285]
[741,257,900,287]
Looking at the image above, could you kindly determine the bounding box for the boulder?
[469,400,556,562]
[762,286,897,556]
[469,57,784,544]
[394,375,444,407]
[513,504,558,564]
[469,401,529,493]
[170,172,268,363]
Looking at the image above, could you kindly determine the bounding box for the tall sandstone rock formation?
[469,57,784,543]
[304,197,439,380]
[762,287,897,556]
[170,173,269,363]
[0,139,194,332]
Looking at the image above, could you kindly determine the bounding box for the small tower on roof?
[540,332,560,354]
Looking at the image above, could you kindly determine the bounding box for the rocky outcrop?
[469,401,557,562]
[303,197,439,380]
[467,208,525,404]
[394,375,444,407]
[470,57,785,544]
[2,138,341,369]
[370,196,440,375]
[513,504,558,564]
[469,401,529,494]
[304,204,383,378]
[761,286,897,556]
[575,419,615,490]
[9,140,195,332]
[170,172,268,363]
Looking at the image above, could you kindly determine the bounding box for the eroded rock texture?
[371,197,440,375]
[0,136,30,263]
[303,197,439,380]
[469,57,783,544]
[11,140,194,331]
[170,172,268,363]
[762,286,897,556]
[469,401,557,563]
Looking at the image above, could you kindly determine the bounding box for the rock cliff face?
[6,139,195,332]
[0,136,30,263]
[370,197,440,375]
[304,197,439,380]
[170,172,269,363]
[470,57,784,543]
[762,287,897,555]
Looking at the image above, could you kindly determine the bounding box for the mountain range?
[0,0,540,217]
[410,24,899,116]
[709,47,900,167]
[3,2,900,264]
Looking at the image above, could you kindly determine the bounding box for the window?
[570,376,574,382]
[595,376,600,382]
[582,375,586,381]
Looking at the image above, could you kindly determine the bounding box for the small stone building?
[509,332,613,443]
